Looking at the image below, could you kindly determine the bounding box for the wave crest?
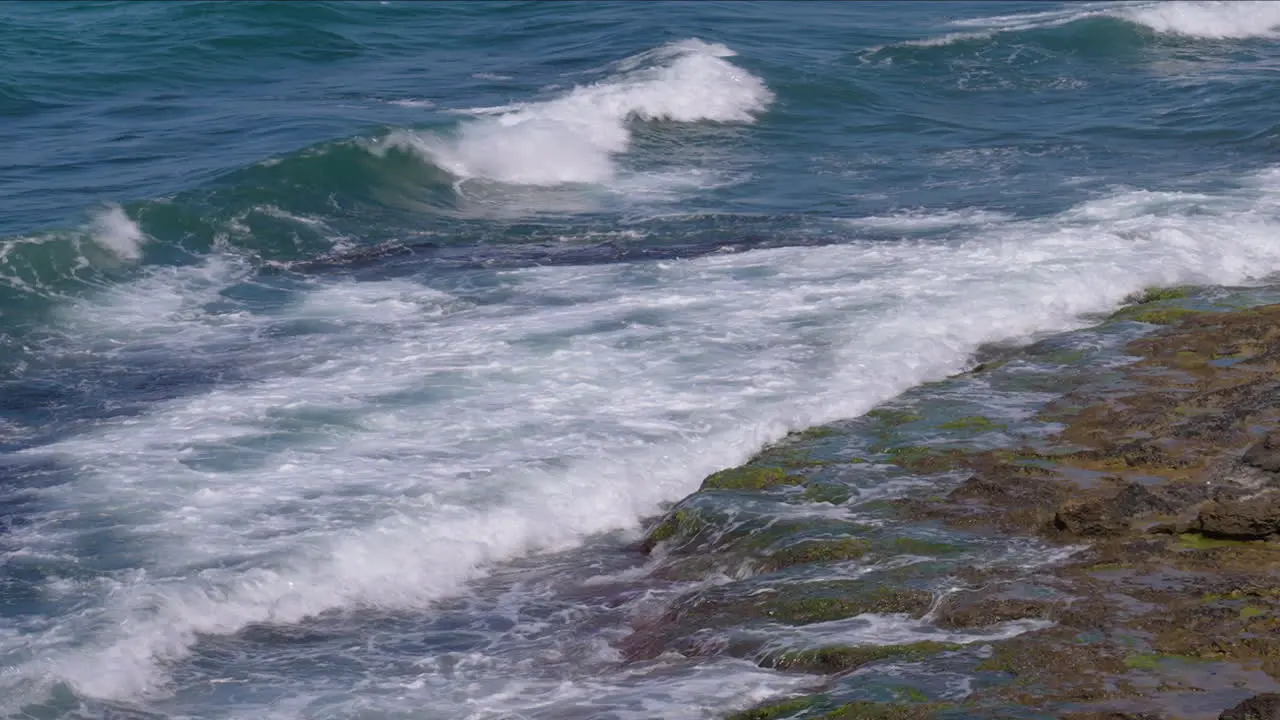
[1119,0,1280,39]
[374,39,773,186]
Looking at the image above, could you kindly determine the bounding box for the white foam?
[374,39,772,186]
[763,612,1052,652]
[88,204,147,262]
[1118,0,1280,39]
[387,98,434,108]
[8,167,1280,707]
[877,0,1280,51]
[843,209,1014,232]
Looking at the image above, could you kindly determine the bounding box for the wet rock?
[821,701,945,719]
[974,633,1131,703]
[642,502,729,553]
[725,696,816,720]
[1110,305,1207,326]
[1220,693,1280,720]
[760,640,958,674]
[1055,481,1219,538]
[727,698,947,720]
[1196,493,1280,540]
[933,585,1060,629]
[758,536,871,572]
[623,581,939,662]
[1244,433,1280,473]
[700,466,805,492]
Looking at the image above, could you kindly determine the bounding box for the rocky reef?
[625,288,1280,719]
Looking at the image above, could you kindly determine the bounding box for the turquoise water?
[3,1,1280,717]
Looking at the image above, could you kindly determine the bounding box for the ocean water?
[3,1,1280,718]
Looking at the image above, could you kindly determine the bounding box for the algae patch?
[701,466,804,492]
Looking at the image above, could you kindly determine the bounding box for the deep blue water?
[3,1,1280,718]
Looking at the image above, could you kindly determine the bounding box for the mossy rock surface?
[726,698,945,720]
[701,466,805,492]
[761,586,935,625]
[1109,306,1206,325]
[867,409,923,427]
[725,696,817,720]
[670,582,935,629]
[889,537,967,557]
[800,483,856,505]
[882,446,970,473]
[762,641,960,674]
[642,505,710,551]
[1126,286,1193,304]
[820,701,947,720]
[760,537,872,572]
[937,415,1007,432]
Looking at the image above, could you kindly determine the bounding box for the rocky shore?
[627,290,1280,719]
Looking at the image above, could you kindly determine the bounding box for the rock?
[1197,493,1280,540]
[761,640,958,674]
[934,591,1058,629]
[1220,693,1280,720]
[1054,481,1207,538]
[1243,433,1280,473]
[1055,496,1125,536]
[700,466,804,492]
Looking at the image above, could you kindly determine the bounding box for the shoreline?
[630,288,1280,719]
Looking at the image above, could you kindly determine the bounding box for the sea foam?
[88,204,147,262]
[377,39,773,186]
[893,0,1280,50]
[1118,0,1280,39]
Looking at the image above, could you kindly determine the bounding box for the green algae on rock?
[936,415,1007,432]
[818,701,948,720]
[1110,306,1208,325]
[725,696,818,720]
[701,466,805,492]
[760,641,960,674]
[759,537,872,572]
[726,698,948,720]
[1125,286,1194,304]
[761,586,936,625]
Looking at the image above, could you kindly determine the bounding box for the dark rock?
[934,588,1059,629]
[1054,493,1130,537]
[1243,433,1280,473]
[1197,493,1280,540]
[1220,693,1280,720]
[1057,481,1219,538]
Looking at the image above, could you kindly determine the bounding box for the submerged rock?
[759,641,959,674]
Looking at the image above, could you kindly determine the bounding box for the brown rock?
[1220,693,1280,720]
[1055,497,1128,537]
[1053,483,1186,537]
[1244,433,1280,473]
[1197,493,1280,540]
